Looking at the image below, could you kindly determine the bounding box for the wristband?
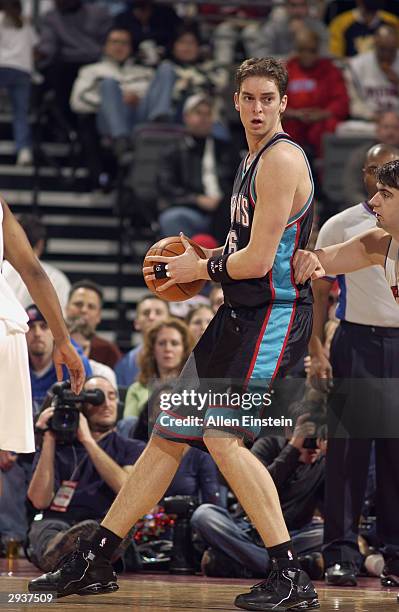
[207,254,233,283]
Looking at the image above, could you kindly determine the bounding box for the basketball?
[143,236,207,302]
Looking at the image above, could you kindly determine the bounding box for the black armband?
[207,254,233,283]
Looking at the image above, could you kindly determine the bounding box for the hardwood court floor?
[0,560,397,611]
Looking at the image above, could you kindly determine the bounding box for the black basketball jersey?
[221,132,314,308]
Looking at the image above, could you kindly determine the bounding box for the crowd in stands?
[1,0,399,589]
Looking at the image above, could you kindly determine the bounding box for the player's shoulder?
[261,138,304,168]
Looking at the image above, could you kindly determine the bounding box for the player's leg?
[204,432,319,610]
[28,435,187,596]
[101,435,187,537]
[204,432,289,547]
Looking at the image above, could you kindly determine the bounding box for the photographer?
[191,413,326,579]
[27,376,145,571]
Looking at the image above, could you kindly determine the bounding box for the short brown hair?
[377,160,399,190]
[235,57,288,99]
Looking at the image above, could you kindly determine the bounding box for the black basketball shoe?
[235,559,320,611]
[28,539,118,598]
[381,548,399,587]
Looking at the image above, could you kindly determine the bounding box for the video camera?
[46,381,105,443]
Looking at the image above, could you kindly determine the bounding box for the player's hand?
[309,352,333,392]
[293,249,325,284]
[53,339,85,394]
[143,233,202,291]
[77,413,94,444]
[0,450,18,472]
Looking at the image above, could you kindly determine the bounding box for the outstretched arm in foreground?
[2,197,85,393]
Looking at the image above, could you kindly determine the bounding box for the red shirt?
[286,57,349,120]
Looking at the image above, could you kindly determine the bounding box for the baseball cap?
[183,93,212,115]
[26,304,45,324]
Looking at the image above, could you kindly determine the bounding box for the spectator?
[345,24,399,122]
[209,282,224,314]
[342,110,399,205]
[248,0,329,61]
[2,214,71,312]
[191,413,326,579]
[27,304,91,410]
[37,0,112,121]
[113,0,182,67]
[0,0,37,166]
[27,376,145,571]
[328,0,399,58]
[66,279,122,368]
[115,294,169,387]
[158,94,237,240]
[211,6,271,66]
[283,28,349,158]
[123,318,193,419]
[310,143,399,587]
[140,24,229,129]
[68,318,117,388]
[186,304,213,345]
[70,28,154,165]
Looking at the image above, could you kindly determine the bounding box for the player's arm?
[144,146,301,287]
[223,146,297,279]
[1,197,84,393]
[316,228,389,275]
[293,228,390,283]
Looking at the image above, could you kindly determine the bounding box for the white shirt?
[316,202,399,327]
[348,49,399,117]
[2,260,71,313]
[385,237,399,305]
[0,13,38,74]
[0,203,28,332]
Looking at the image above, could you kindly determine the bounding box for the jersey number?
[227,229,238,254]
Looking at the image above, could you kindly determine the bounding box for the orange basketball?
[143,236,207,302]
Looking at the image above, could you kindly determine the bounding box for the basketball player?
[293,159,399,291]
[29,58,322,610]
[0,197,85,454]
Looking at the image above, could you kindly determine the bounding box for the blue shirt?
[33,432,145,522]
[30,339,92,412]
[115,344,142,387]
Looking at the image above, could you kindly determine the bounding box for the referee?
[309,143,399,586]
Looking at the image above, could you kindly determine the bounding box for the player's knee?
[203,432,240,466]
[149,434,188,460]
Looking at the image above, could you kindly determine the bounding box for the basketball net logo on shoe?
[99,538,107,548]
